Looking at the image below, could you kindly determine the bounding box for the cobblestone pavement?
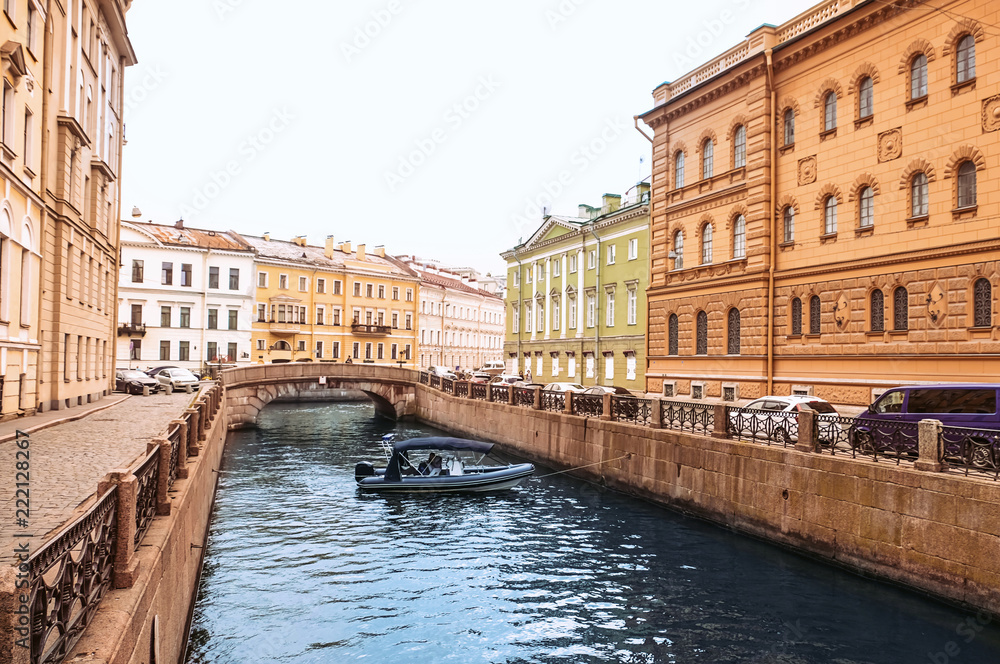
[0,390,204,565]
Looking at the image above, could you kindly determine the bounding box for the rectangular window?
[130,304,142,326]
[391,313,398,328]
[587,294,595,327]
[391,344,398,360]
[404,344,411,360]
[229,269,240,290]
[298,340,306,352]
[228,310,238,330]
[513,308,519,333]
[513,270,520,286]
[228,342,238,362]
[161,262,173,285]
[333,280,342,295]
[627,288,637,325]
[315,341,324,359]
[317,278,326,293]
[525,304,532,333]
[332,341,340,358]
[129,338,141,361]
[258,271,268,287]
[405,313,412,330]
[208,266,219,289]
[333,308,341,326]
[392,286,399,300]
[299,276,308,291]
[160,306,171,327]
[378,285,385,299]
[354,282,362,297]
[180,307,191,328]
[208,309,218,329]
[377,343,384,360]
[526,268,532,284]
[279,274,288,289]
[179,341,190,361]
[606,291,615,327]
[316,307,325,325]
[132,260,143,283]
[257,304,266,321]
[159,340,170,361]
[553,301,560,331]
[628,238,638,260]
[256,339,266,351]
[605,354,614,380]
[181,263,192,287]
[569,297,577,329]
[406,288,413,302]
[607,245,616,265]
[366,283,373,298]
[552,261,560,277]
[352,342,360,359]
[207,342,218,362]
[588,250,596,269]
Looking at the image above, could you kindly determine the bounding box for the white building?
[116,221,256,373]
[399,257,505,372]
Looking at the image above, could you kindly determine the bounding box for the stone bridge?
[221,363,419,428]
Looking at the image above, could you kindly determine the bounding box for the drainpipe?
[513,249,522,375]
[589,222,601,386]
[765,49,776,395]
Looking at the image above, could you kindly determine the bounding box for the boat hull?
[356,463,535,493]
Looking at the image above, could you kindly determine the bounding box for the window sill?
[952,206,977,221]
[819,232,837,244]
[855,225,874,237]
[865,330,885,338]
[779,143,795,156]
[906,215,929,228]
[905,95,928,111]
[786,334,802,340]
[820,128,837,141]
[951,79,975,95]
[779,240,795,249]
[804,333,821,340]
[969,327,992,337]
[854,116,873,129]
[888,329,909,337]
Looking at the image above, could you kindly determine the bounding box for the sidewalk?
[0,389,206,565]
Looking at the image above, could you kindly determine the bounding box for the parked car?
[469,372,492,384]
[582,385,634,396]
[542,382,587,393]
[729,395,841,446]
[489,374,523,385]
[144,365,204,380]
[427,366,458,380]
[512,382,545,389]
[115,369,160,395]
[854,384,1000,462]
[477,360,506,376]
[153,367,201,390]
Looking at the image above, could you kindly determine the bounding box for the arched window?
[871,290,884,332]
[824,196,838,235]
[672,231,684,270]
[809,295,821,335]
[791,297,802,335]
[702,139,714,179]
[859,186,874,228]
[911,172,929,217]
[910,54,928,99]
[858,76,873,119]
[783,206,794,243]
[893,287,908,330]
[973,278,991,328]
[733,125,746,168]
[701,223,713,264]
[696,311,707,355]
[957,34,976,83]
[727,308,740,355]
[957,161,977,208]
[733,215,746,259]
[823,91,837,131]
[674,151,685,189]
[783,109,795,146]
[668,314,679,355]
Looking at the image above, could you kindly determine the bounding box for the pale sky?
[121,0,818,277]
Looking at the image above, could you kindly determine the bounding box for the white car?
[729,395,842,445]
[154,367,201,390]
[542,382,587,393]
[427,366,458,380]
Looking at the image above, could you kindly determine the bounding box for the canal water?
[187,402,1000,663]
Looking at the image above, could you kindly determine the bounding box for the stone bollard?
[564,390,574,415]
[532,386,542,410]
[155,438,172,516]
[97,470,141,589]
[187,407,201,454]
[711,404,729,439]
[185,383,193,394]
[651,397,663,429]
[915,418,944,472]
[165,383,173,395]
[171,419,189,479]
[795,407,817,453]
[601,392,612,421]
[142,385,150,396]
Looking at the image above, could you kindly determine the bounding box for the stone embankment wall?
[415,385,1000,617]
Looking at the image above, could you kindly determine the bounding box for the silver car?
[729,395,842,446]
[154,367,201,390]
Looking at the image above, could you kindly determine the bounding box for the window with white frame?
[606,244,616,265]
[586,293,595,327]
[316,278,326,293]
[552,354,560,375]
[569,254,577,273]
[586,354,595,378]
[588,250,596,269]
[628,238,638,260]
[333,280,342,295]
[626,353,636,381]
[569,296,577,329]
[513,270,520,286]
[256,339,265,350]
[627,288,637,325]
[604,353,614,380]
[553,300,560,331]
[278,274,288,289]
[258,271,268,287]
[299,276,307,291]
[552,261,560,277]
[524,304,531,332]
[606,290,615,327]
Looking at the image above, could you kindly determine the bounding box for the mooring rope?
[532,452,633,479]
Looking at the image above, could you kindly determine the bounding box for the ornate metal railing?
[470,383,489,401]
[941,425,1000,480]
[513,386,535,407]
[661,400,714,434]
[167,424,183,488]
[572,393,604,418]
[26,487,117,664]
[847,417,919,463]
[441,378,455,394]
[613,396,653,426]
[455,381,469,398]
[728,407,799,447]
[540,390,565,412]
[491,384,510,403]
[419,371,430,385]
[134,448,159,548]
[430,374,441,388]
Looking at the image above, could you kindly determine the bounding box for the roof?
[123,221,253,252]
[237,234,419,279]
[414,269,502,300]
[392,437,494,454]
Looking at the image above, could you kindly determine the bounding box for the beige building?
[639,0,997,405]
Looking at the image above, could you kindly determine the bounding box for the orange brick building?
[639,0,997,405]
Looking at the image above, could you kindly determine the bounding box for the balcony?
[351,322,391,336]
[118,323,147,337]
[267,319,302,334]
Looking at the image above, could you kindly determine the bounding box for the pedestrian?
[525,367,531,382]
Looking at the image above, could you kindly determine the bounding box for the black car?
[115,369,160,394]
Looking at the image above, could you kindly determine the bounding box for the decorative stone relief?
[797,156,817,185]
[926,283,946,325]
[833,293,850,329]
[877,128,902,162]
[982,95,1000,132]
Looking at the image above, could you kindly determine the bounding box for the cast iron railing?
[540,390,565,412]
[134,448,159,548]
[430,374,441,388]
[612,396,653,426]
[660,400,714,434]
[941,425,1000,479]
[513,387,535,407]
[572,393,604,418]
[470,383,489,401]
[442,378,455,394]
[419,371,430,385]
[455,381,469,398]
[847,417,919,463]
[491,384,510,403]
[727,407,799,446]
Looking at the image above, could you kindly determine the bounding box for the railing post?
[97,471,140,588]
[186,408,200,456]
[154,438,172,516]
[532,386,542,410]
[711,404,729,438]
[795,408,817,453]
[486,383,494,402]
[915,418,944,472]
[172,419,189,479]
[564,390,573,415]
[651,397,663,429]
[601,393,612,421]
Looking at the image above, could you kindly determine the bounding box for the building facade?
[242,235,421,368]
[397,257,504,372]
[639,0,998,405]
[116,221,256,374]
[501,188,650,388]
[37,0,136,411]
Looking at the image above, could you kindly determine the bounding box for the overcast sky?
[121,0,817,277]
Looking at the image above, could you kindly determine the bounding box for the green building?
[501,185,650,390]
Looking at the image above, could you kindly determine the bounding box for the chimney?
[356,243,366,261]
[340,241,351,253]
[602,193,622,214]
[292,235,307,247]
[325,235,335,259]
[637,182,650,199]
[578,204,596,218]
[175,219,184,229]
[374,245,385,258]
[263,232,270,242]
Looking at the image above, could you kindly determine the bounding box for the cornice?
[662,182,748,220]
[648,268,769,296]
[503,204,649,259]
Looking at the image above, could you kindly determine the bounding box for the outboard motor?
[355,461,376,482]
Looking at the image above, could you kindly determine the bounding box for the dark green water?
[186,402,1000,663]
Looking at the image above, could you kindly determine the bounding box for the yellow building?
[639,0,998,405]
[240,234,420,367]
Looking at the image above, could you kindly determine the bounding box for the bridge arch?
[222,363,419,429]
